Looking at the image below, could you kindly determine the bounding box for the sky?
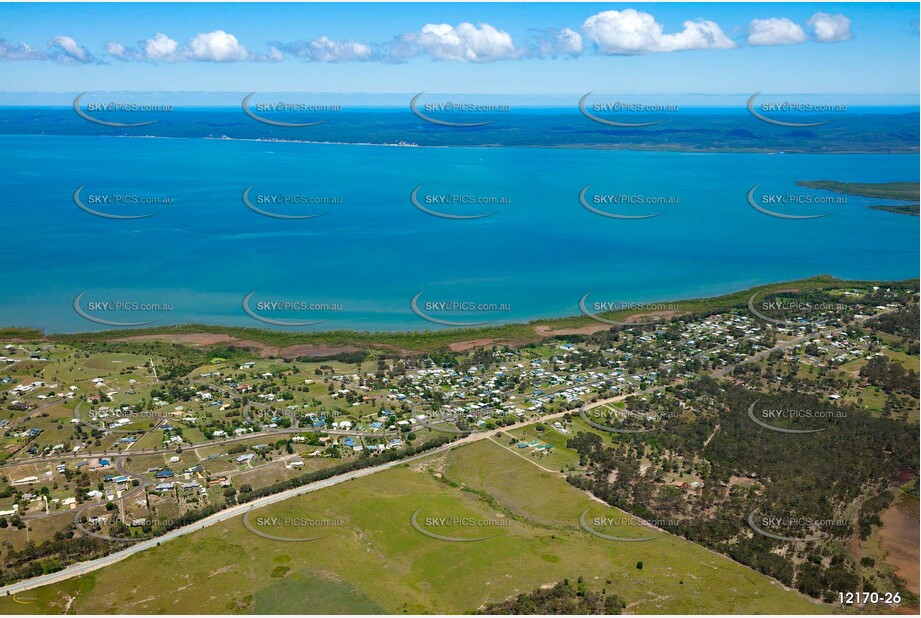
[0,2,919,102]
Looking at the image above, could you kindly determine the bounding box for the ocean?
[1,132,918,332]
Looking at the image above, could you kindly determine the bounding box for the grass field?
[0,439,829,615]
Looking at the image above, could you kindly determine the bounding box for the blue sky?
[1,3,918,101]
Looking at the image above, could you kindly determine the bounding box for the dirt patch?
[109,333,361,359]
[624,310,685,323]
[533,310,687,336]
[113,333,237,346]
[534,324,611,337]
[409,450,448,476]
[274,343,362,359]
[879,499,920,595]
[449,338,496,352]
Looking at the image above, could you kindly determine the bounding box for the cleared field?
[0,439,829,615]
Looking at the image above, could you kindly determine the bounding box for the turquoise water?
[1,134,918,332]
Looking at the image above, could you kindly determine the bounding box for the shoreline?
[3,275,917,353]
[1,132,919,155]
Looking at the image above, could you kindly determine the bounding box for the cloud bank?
[0,10,855,65]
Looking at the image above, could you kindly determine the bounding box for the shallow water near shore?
[1,134,918,332]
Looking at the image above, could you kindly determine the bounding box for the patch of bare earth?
[534,324,610,337]
[624,310,685,323]
[113,333,238,346]
[410,451,448,476]
[534,311,687,337]
[448,338,496,352]
[879,499,920,595]
[109,333,361,359]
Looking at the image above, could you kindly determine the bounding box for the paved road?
[0,312,885,596]
[0,424,494,594]
[0,392,600,596]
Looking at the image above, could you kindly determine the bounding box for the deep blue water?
[1,134,918,333]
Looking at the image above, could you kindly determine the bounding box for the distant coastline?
[1,106,918,154]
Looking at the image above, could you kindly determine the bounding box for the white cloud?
[582,9,735,54]
[279,37,373,62]
[555,28,584,56]
[807,13,852,43]
[2,12,853,66]
[529,27,583,58]
[0,39,45,61]
[411,22,518,62]
[143,32,180,61]
[376,35,418,63]
[260,46,284,63]
[187,30,249,62]
[47,35,94,63]
[105,41,127,58]
[747,18,807,46]
[139,31,266,62]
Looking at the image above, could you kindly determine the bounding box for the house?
[155,469,175,479]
